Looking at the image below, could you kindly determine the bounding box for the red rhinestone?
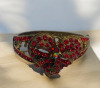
[74,57,77,60]
[70,48,74,52]
[67,60,71,64]
[37,51,41,55]
[24,56,28,59]
[45,69,49,73]
[45,53,50,57]
[31,48,34,52]
[59,43,64,48]
[69,55,72,59]
[48,37,52,42]
[22,37,25,41]
[28,36,31,40]
[25,37,28,41]
[31,53,35,57]
[72,53,75,57]
[55,71,59,74]
[70,43,74,48]
[52,47,55,50]
[63,54,68,58]
[56,66,59,70]
[57,58,60,62]
[45,59,50,63]
[84,38,87,41]
[41,53,45,57]
[75,51,80,56]
[52,42,56,46]
[34,49,38,54]
[77,42,81,46]
[75,39,78,43]
[45,43,49,47]
[65,45,69,50]
[39,61,44,65]
[35,64,39,68]
[75,46,78,50]
[47,65,51,69]
[32,41,36,46]
[60,66,63,69]
[64,40,68,44]
[69,38,73,42]
[55,48,59,52]
[42,65,46,69]
[39,43,44,47]
[36,37,42,42]
[49,47,52,52]
[19,37,21,41]
[81,38,84,41]
[28,58,32,61]
[61,59,64,63]
[60,48,65,53]
[43,35,47,40]
[56,61,59,65]
[79,47,82,50]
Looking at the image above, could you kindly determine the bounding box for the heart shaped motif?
[28,32,87,76]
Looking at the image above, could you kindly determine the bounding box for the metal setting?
[13,31,90,77]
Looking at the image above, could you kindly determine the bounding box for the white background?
[0,0,100,33]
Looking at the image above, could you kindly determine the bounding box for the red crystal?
[70,48,74,52]
[41,53,45,57]
[34,49,38,54]
[45,43,49,47]
[69,38,73,42]
[36,37,42,42]
[70,43,74,48]
[37,51,41,55]
[56,66,59,70]
[64,40,68,44]
[65,45,69,50]
[47,65,51,69]
[52,42,56,46]
[31,53,35,57]
[59,43,64,48]
[39,43,44,47]
[72,53,75,57]
[45,53,50,57]
[39,61,44,65]
[60,48,65,53]
[52,47,55,50]
[56,61,59,65]
[55,71,59,74]
[45,59,50,63]
[35,64,39,68]
[79,47,82,50]
[63,54,68,58]
[49,47,52,52]
[42,65,46,69]
[32,41,36,46]
[75,45,78,50]
[31,48,34,52]
[43,35,47,40]
[69,55,72,59]
[28,36,31,40]
[45,69,49,73]
[77,42,81,46]
[28,58,32,61]
[57,58,60,62]
[75,39,78,43]
[66,60,71,65]
[55,48,59,52]
[48,37,52,42]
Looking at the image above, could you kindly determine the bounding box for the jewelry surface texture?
[13,31,90,77]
